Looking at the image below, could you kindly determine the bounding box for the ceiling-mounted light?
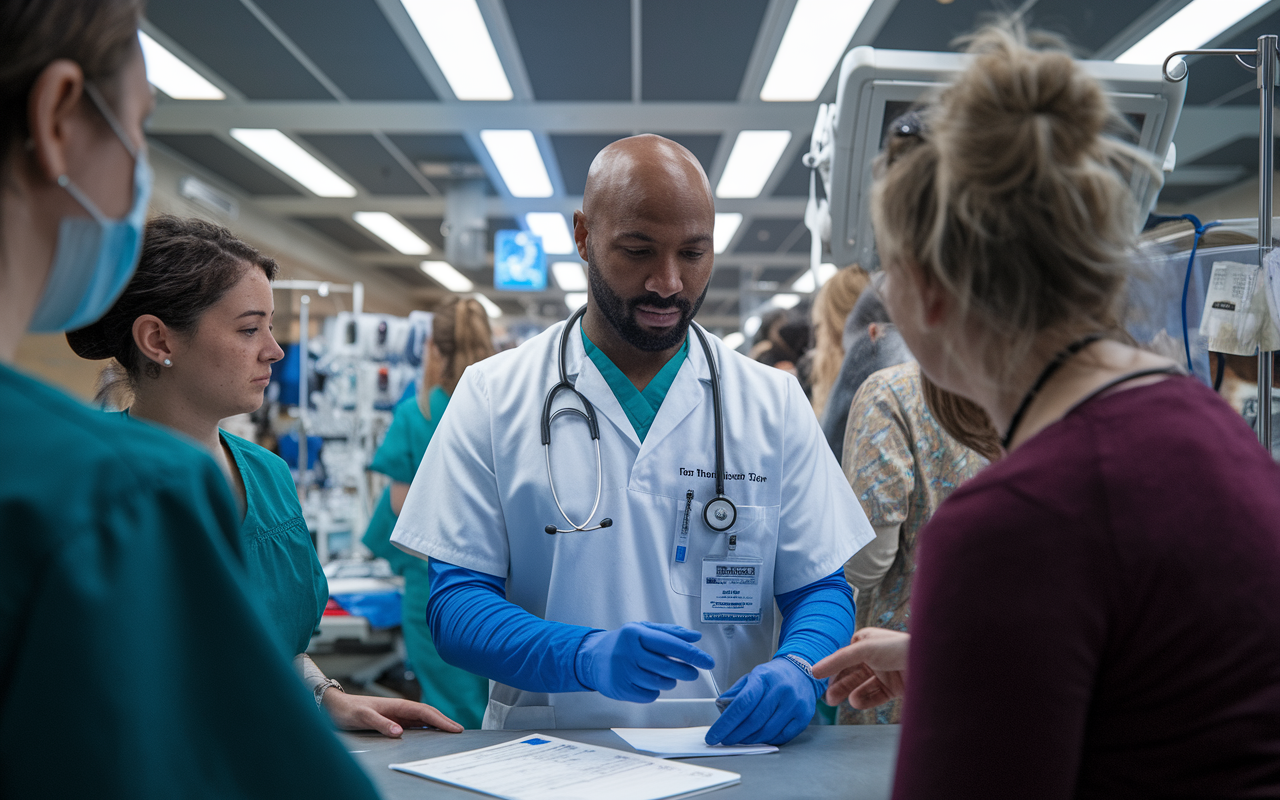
[138,31,225,100]
[421,260,474,292]
[353,212,431,255]
[400,0,513,100]
[473,293,503,319]
[552,261,588,291]
[716,132,792,199]
[1116,0,1269,65]
[722,331,746,350]
[791,262,839,293]
[230,129,355,197]
[525,213,576,254]
[770,293,801,310]
[564,292,589,310]
[480,130,554,198]
[714,213,743,254]
[760,0,873,102]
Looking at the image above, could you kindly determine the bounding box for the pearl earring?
[163,358,172,367]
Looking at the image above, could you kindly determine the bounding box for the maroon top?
[894,376,1280,799]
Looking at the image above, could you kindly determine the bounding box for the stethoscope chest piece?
[703,496,737,532]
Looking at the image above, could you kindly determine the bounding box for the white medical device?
[804,47,1188,270]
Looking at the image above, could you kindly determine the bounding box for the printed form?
[390,734,740,800]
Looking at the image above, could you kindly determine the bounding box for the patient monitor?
[805,47,1188,269]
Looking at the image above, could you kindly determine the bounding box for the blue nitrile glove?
[705,657,816,746]
[575,621,716,703]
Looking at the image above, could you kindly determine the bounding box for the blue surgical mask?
[28,83,153,333]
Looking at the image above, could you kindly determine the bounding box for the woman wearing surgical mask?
[69,214,463,738]
[0,2,382,796]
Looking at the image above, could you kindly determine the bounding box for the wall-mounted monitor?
[811,47,1187,269]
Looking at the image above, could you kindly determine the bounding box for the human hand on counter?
[705,657,815,746]
[323,691,464,738]
[576,621,716,703]
[813,627,909,710]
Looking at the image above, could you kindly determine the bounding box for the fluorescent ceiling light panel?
[1116,0,1269,65]
[771,293,801,310]
[714,213,743,254]
[230,129,355,197]
[525,213,576,254]
[420,261,473,292]
[480,130,554,198]
[722,331,746,350]
[354,212,431,255]
[400,0,513,100]
[552,261,588,291]
[716,132,792,199]
[564,292,589,310]
[138,32,225,100]
[760,0,873,101]
[791,262,839,293]
[473,293,503,319]
[743,315,763,338]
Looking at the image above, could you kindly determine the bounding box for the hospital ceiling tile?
[641,0,769,102]
[253,0,438,101]
[872,0,1004,53]
[503,0,632,101]
[551,134,630,195]
[146,0,332,100]
[771,153,811,198]
[293,217,392,252]
[149,134,302,196]
[300,134,427,196]
[402,217,447,250]
[386,135,497,195]
[377,265,438,288]
[709,266,742,289]
[1025,0,1155,55]
[734,218,805,254]
[759,265,803,285]
[1183,9,1280,106]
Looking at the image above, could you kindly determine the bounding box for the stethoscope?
[542,305,737,535]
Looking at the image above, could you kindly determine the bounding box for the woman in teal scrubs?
[68,214,462,739]
[0,2,387,797]
[364,296,494,728]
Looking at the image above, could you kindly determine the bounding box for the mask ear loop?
[81,82,139,159]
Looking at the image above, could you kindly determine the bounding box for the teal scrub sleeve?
[426,558,596,693]
[369,398,425,484]
[2,457,379,798]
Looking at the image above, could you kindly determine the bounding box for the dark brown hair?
[421,296,495,414]
[921,371,1002,462]
[67,214,279,386]
[1,0,143,191]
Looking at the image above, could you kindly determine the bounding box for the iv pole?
[1164,35,1278,455]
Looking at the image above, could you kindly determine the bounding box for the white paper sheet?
[390,734,740,800]
[611,726,779,759]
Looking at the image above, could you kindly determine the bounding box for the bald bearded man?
[392,136,872,744]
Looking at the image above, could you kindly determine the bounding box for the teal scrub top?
[581,327,689,441]
[363,387,447,570]
[0,363,378,799]
[220,429,329,658]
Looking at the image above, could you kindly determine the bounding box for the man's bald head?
[582,135,713,221]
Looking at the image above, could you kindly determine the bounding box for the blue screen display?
[494,229,547,291]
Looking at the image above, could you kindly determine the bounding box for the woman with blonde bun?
[806,263,870,419]
[364,295,495,728]
[815,23,1280,797]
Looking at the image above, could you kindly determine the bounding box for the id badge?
[701,555,764,625]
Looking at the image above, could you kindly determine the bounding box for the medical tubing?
[425,559,596,693]
[773,569,856,695]
[691,323,727,497]
[1178,214,1222,378]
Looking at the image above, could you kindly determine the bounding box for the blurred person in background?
[364,295,496,728]
[69,214,462,740]
[0,2,385,795]
[819,274,913,460]
[838,361,998,725]
[805,264,871,419]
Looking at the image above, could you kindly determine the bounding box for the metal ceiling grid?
[141,0,1280,322]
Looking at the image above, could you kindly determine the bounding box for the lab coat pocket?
[668,502,776,597]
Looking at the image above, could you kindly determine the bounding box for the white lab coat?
[392,320,872,730]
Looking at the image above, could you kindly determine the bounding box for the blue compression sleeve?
[426,558,596,693]
[774,569,855,690]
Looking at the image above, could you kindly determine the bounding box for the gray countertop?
[339,725,900,799]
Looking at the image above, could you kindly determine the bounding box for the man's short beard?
[587,249,708,352]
